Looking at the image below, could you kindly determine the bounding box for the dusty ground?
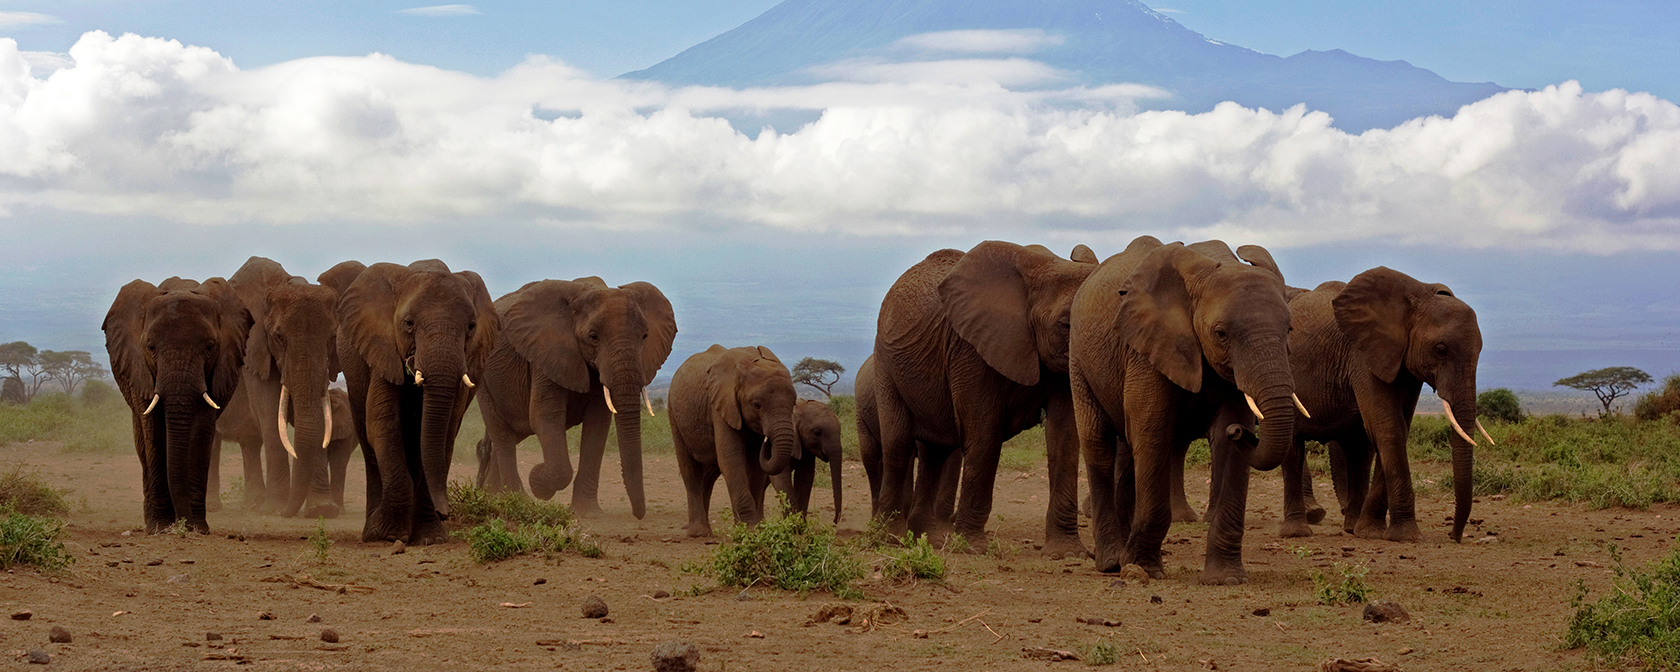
[0,438,1664,671]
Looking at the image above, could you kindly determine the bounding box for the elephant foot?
[1042,534,1091,561]
[1170,505,1200,524]
[205,496,222,513]
[1279,517,1313,538]
[409,518,451,546]
[528,462,574,501]
[571,498,606,519]
[304,499,342,520]
[1304,499,1328,525]
[1199,565,1249,586]
[362,509,410,543]
[956,530,990,555]
[1093,550,1125,574]
[684,520,713,538]
[1385,520,1423,542]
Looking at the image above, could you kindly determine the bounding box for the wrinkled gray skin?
[214,387,359,515]
[473,277,676,518]
[1275,268,1482,542]
[770,399,845,523]
[224,257,343,518]
[856,354,959,525]
[336,260,498,545]
[104,277,251,533]
[872,242,1099,559]
[668,345,799,537]
[1070,238,1297,585]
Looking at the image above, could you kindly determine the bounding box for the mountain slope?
[622,0,1505,132]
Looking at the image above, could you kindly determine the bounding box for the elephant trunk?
[1444,382,1478,542]
[418,354,464,519]
[1234,342,1297,471]
[609,382,647,519]
[829,449,844,524]
[283,377,332,515]
[758,416,797,476]
[156,360,210,530]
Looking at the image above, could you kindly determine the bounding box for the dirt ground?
[0,438,1663,671]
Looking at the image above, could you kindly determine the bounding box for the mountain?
[622,0,1506,132]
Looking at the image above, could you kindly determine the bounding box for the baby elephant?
[668,345,801,537]
[770,399,844,524]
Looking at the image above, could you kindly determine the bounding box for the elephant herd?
[101,238,1487,587]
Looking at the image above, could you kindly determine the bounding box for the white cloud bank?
[0,11,58,27]
[2,32,1679,252]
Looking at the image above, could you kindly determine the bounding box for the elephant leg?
[930,444,960,530]
[297,442,340,519]
[243,380,290,515]
[951,429,1004,551]
[238,432,264,509]
[1336,437,1371,535]
[1042,391,1089,560]
[1279,439,1314,538]
[1376,434,1422,542]
[673,431,717,537]
[206,438,222,512]
[909,445,957,542]
[1200,403,1258,585]
[749,460,772,518]
[873,382,917,536]
[473,436,498,490]
[329,438,353,512]
[1168,440,1199,523]
[482,421,527,495]
[361,381,413,543]
[1122,375,1178,580]
[1355,450,1391,539]
[569,395,612,518]
[715,431,764,528]
[1078,396,1127,571]
[789,453,816,515]
[1301,443,1328,525]
[528,378,576,502]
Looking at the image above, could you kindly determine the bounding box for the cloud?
[892,29,1065,55]
[806,57,1066,87]
[396,5,480,17]
[0,11,58,27]
[1,33,1678,253]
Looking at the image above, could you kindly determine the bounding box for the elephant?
[223,256,344,518]
[1069,237,1298,585]
[872,241,1099,558]
[856,354,958,525]
[214,387,359,514]
[668,344,799,537]
[104,276,252,533]
[1275,267,1485,542]
[335,260,498,544]
[770,399,845,524]
[473,277,677,518]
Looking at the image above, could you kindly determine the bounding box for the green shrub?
[1312,562,1373,605]
[447,480,576,527]
[454,518,602,563]
[1079,641,1119,666]
[879,532,945,582]
[0,392,131,453]
[1433,414,1680,509]
[308,516,332,563]
[1566,544,1680,670]
[1635,374,1680,422]
[1478,388,1524,424]
[0,508,73,572]
[694,498,864,598]
[0,466,69,516]
[79,380,118,408]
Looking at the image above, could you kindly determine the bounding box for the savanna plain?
[5,386,1680,671]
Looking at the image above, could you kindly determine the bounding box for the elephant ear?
[939,240,1042,386]
[706,346,743,431]
[230,257,287,381]
[316,261,366,380]
[1117,244,1219,393]
[572,276,609,289]
[753,345,782,366]
[1333,266,1424,384]
[621,281,677,386]
[1069,244,1098,264]
[338,263,407,385]
[193,278,254,404]
[1235,244,1284,281]
[455,270,500,381]
[103,279,163,403]
[501,279,592,393]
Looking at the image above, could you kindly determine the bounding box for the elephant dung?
[26,650,49,665]
[582,595,609,619]
[1361,600,1411,624]
[321,629,340,643]
[650,640,699,672]
[1119,564,1151,585]
[48,625,72,643]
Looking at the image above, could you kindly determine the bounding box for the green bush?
[1312,562,1373,605]
[0,508,73,572]
[454,518,602,563]
[0,392,131,453]
[0,465,69,516]
[1427,414,1680,509]
[1478,388,1524,424]
[447,480,576,527]
[1635,374,1680,422]
[79,380,119,408]
[878,532,945,582]
[1566,544,1680,670]
[694,497,864,598]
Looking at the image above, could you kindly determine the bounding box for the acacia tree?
[0,341,37,400]
[791,357,846,399]
[1555,366,1653,415]
[40,350,105,396]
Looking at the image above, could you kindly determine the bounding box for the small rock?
[321,629,340,643]
[48,625,72,643]
[533,578,547,585]
[652,590,671,599]
[27,649,49,665]
[206,633,223,641]
[1252,607,1271,617]
[650,640,699,672]
[11,610,32,620]
[167,574,190,584]
[391,540,406,555]
[1399,647,1414,655]
[735,590,754,602]
[1363,600,1411,624]
[179,559,195,564]
[743,630,764,638]
[1149,595,1163,604]
[258,611,275,620]
[307,613,322,623]
[1474,536,1500,544]
[146,558,164,566]
[582,595,609,619]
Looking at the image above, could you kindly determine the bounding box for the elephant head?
[499,277,677,518]
[338,259,497,519]
[793,398,844,523]
[1117,241,1296,470]
[938,241,1100,385]
[1334,266,1483,541]
[708,346,799,476]
[103,277,252,532]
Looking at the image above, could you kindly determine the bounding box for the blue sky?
[0,1,1677,392]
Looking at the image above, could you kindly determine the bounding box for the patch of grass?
[691,496,864,599]
[1289,545,1314,559]
[308,517,332,563]
[999,429,1042,473]
[859,512,896,550]
[222,477,245,507]
[0,508,73,572]
[1566,543,1680,670]
[454,518,602,563]
[1311,562,1373,605]
[447,480,577,527]
[1416,413,1680,509]
[1184,438,1211,467]
[0,465,69,516]
[0,392,131,453]
[1078,641,1119,666]
[879,532,945,583]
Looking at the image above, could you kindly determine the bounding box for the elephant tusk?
[202,392,220,410]
[1441,399,1478,447]
[643,388,655,417]
[321,392,333,449]
[413,368,424,386]
[1476,419,1497,446]
[1292,393,1311,419]
[461,373,475,389]
[142,394,159,416]
[277,386,297,460]
[603,385,618,414]
[1245,394,1264,421]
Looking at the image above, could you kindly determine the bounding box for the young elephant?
[770,399,844,524]
[668,345,799,537]
[215,387,359,515]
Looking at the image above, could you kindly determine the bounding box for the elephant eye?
[1435,342,1449,354]
[1213,326,1229,341]
[467,320,477,333]
[402,316,415,331]
[589,331,599,343]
